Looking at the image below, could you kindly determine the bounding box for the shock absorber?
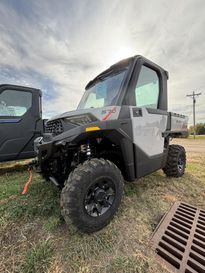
[86,142,91,158]
[80,141,94,159]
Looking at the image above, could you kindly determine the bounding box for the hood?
[44,106,121,138]
[48,106,121,122]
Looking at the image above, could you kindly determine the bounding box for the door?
[0,85,43,162]
[130,64,168,178]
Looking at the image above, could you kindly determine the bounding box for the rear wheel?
[60,158,124,233]
[163,144,186,177]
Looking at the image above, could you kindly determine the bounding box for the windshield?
[78,68,127,109]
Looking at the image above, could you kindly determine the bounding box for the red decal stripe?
[102,107,116,121]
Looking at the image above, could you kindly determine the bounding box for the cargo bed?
[166,112,188,137]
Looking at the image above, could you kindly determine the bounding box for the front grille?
[151,202,205,273]
[45,119,63,136]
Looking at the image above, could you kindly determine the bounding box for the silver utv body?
[35,55,188,183]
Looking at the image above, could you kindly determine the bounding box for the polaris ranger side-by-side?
[34,55,188,233]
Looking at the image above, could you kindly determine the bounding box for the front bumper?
[34,135,54,164]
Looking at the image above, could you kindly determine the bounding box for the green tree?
[189,123,205,135]
[196,123,205,135]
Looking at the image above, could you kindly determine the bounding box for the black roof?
[85,55,168,89]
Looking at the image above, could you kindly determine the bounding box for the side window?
[0,89,32,117]
[135,66,159,109]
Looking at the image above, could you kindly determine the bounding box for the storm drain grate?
[151,202,205,273]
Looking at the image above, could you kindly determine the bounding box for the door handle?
[132,108,142,117]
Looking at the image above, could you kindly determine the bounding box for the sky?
[0,0,204,124]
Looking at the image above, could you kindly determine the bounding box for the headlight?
[64,114,97,126]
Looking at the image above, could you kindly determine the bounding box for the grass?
[188,135,205,139]
[0,140,205,273]
[0,171,61,224]
[22,239,54,273]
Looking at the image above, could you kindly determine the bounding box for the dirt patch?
[172,138,205,154]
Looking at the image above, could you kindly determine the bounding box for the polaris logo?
[101,108,116,115]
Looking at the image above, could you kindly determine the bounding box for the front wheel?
[60,158,124,233]
[163,144,186,177]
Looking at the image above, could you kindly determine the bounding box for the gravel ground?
[172,138,205,154]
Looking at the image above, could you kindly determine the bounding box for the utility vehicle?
[0,84,43,162]
[34,55,188,233]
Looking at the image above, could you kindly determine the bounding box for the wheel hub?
[94,188,106,202]
[178,156,184,172]
[84,179,115,217]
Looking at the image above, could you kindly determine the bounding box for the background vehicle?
[0,84,43,162]
[34,55,188,233]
